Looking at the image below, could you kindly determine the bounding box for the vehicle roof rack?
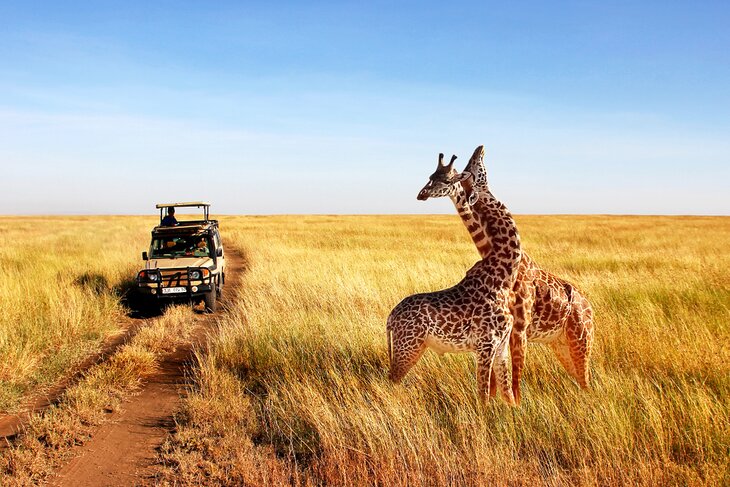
[155,201,210,209]
[156,202,211,224]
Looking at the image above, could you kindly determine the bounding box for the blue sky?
[1,1,728,214]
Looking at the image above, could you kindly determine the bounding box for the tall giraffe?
[417,146,595,401]
[387,158,523,405]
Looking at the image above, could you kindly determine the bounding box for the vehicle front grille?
[159,269,190,287]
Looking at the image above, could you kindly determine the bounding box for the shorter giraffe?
[418,147,595,399]
[387,159,523,405]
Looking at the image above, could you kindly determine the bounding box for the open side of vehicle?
[136,202,225,312]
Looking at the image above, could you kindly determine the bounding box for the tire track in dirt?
[0,294,162,442]
[44,249,245,486]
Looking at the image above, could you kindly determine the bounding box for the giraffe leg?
[565,296,594,389]
[509,331,526,404]
[549,335,578,381]
[476,342,498,404]
[388,327,427,383]
[510,285,534,405]
[476,312,514,406]
[493,333,516,406]
[583,307,595,385]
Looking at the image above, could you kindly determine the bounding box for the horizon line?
[1,213,728,218]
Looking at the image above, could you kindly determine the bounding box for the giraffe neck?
[448,184,491,258]
[471,188,522,291]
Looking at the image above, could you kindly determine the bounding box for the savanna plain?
[0,215,728,486]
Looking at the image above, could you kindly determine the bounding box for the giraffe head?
[455,145,488,206]
[417,153,460,201]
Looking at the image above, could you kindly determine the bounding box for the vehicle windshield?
[150,235,211,259]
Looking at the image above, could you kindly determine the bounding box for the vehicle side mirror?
[142,251,148,261]
[216,248,223,257]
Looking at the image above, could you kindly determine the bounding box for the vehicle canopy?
[156,201,211,225]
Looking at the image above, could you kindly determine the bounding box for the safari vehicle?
[136,202,225,312]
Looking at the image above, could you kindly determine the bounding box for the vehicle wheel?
[135,294,161,317]
[203,287,217,313]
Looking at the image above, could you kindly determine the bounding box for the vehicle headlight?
[189,270,201,280]
[148,273,159,282]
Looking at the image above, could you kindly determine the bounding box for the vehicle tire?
[136,293,160,317]
[203,286,217,313]
[147,297,162,314]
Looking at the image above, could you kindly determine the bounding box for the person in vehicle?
[161,207,178,226]
[185,237,209,256]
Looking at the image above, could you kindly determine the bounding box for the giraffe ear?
[467,190,479,206]
[454,170,473,183]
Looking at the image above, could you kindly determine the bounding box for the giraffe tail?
[563,281,574,305]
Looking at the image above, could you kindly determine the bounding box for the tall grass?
[1,215,727,484]
[160,215,729,486]
[0,216,154,411]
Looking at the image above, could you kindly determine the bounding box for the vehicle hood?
[146,257,214,270]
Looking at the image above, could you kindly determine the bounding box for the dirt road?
[46,250,245,486]
[0,319,148,441]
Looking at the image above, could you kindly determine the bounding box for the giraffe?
[417,146,595,402]
[387,156,523,405]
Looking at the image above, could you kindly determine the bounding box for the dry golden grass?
[157,215,730,486]
[0,216,156,411]
[0,215,728,485]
